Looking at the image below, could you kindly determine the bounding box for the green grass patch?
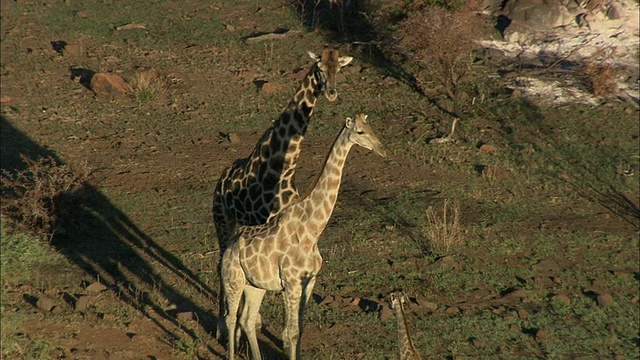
[1,221,69,359]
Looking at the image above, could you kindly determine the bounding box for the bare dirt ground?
[1,1,638,359]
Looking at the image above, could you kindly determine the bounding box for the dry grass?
[576,46,618,97]
[423,199,463,255]
[0,156,93,241]
[129,68,168,103]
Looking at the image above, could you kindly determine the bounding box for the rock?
[445,306,460,315]
[503,28,532,43]
[63,43,85,58]
[36,295,56,312]
[471,337,485,347]
[518,309,529,319]
[319,295,335,306]
[483,48,508,65]
[503,0,574,29]
[90,73,131,97]
[631,295,639,304]
[415,294,438,311]
[606,5,621,20]
[596,293,613,308]
[425,256,457,271]
[130,333,153,344]
[503,288,528,300]
[482,166,510,181]
[479,144,497,152]
[509,324,520,332]
[550,293,571,304]
[260,82,286,95]
[424,301,439,311]
[86,282,107,293]
[483,0,506,14]
[228,132,241,144]
[176,311,194,322]
[75,295,90,312]
[379,305,393,321]
[535,329,549,340]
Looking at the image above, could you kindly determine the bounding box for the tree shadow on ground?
[288,0,423,96]
[0,116,223,358]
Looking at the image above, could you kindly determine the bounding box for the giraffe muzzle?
[324,88,338,101]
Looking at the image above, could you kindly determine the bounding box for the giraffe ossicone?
[222,114,385,360]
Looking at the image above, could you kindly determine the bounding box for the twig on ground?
[431,118,458,144]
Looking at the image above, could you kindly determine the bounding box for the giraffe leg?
[224,284,242,360]
[221,247,244,360]
[295,277,315,359]
[282,284,303,360]
[213,193,235,341]
[240,285,266,360]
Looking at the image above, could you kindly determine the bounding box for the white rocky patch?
[480,0,639,107]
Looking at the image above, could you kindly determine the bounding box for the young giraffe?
[222,114,386,360]
[389,291,422,360]
[213,47,352,338]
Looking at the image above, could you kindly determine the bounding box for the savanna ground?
[1,1,639,359]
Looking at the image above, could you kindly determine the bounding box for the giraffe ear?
[345,117,355,129]
[308,51,321,62]
[339,56,353,67]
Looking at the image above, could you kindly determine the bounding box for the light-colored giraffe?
[213,47,352,338]
[389,291,422,360]
[222,114,386,360]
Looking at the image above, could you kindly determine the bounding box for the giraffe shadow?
[228,328,287,360]
[1,116,222,358]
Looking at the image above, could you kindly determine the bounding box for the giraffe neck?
[273,63,323,142]
[254,63,324,215]
[394,300,418,359]
[295,126,353,239]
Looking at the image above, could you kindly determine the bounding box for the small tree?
[1,156,92,241]
[399,6,481,115]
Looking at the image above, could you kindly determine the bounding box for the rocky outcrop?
[479,0,639,106]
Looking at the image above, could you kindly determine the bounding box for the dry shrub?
[399,6,481,108]
[423,199,463,255]
[582,47,618,97]
[1,156,92,241]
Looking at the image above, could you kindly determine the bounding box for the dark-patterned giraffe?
[213,47,352,339]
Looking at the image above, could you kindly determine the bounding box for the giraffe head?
[389,291,405,309]
[307,47,353,102]
[345,114,386,158]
